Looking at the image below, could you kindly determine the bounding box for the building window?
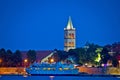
[69,33,71,38]
[69,42,71,46]
[72,33,74,38]
[71,42,74,46]
[64,34,67,38]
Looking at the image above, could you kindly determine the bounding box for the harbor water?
[0,75,120,80]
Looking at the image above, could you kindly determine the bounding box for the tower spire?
[66,16,73,29]
[64,16,76,51]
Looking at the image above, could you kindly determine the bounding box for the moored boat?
[26,62,79,75]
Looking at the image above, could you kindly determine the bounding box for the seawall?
[0,67,26,75]
[78,67,120,75]
[0,67,120,75]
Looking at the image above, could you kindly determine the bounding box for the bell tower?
[64,16,76,51]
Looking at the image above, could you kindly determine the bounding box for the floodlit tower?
[64,16,76,51]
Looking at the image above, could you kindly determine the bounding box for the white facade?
[64,16,76,51]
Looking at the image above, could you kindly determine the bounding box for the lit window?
[69,42,71,46]
[59,68,62,71]
[72,33,74,38]
[69,42,71,44]
[48,68,51,70]
[72,42,74,46]
[69,33,71,38]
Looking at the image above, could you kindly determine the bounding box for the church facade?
[64,17,76,51]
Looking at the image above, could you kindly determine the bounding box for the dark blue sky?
[0,0,120,51]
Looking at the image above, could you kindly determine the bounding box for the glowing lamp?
[50,58,54,63]
[24,59,28,63]
[0,59,2,63]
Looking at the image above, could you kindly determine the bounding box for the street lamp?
[0,59,2,67]
[50,58,54,63]
[24,59,28,63]
[24,59,28,67]
[0,59,2,63]
[119,60,120,68]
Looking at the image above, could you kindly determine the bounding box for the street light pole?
[119,60,120,68]
[0,59,2,67]
[24,59,28,67]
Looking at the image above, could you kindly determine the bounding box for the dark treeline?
[0,49,22,67]
[0,49,36,67]
[0,42,120,67]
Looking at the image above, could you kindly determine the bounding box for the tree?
[67,43,102,66]
[55,50,67,61]
[6,49,13,67]
[27,50,36,64]
[13,50,22,67]
[68,48,80,64]
[94,48,103,66]
[101,47,111,64]
[0,48,6,66]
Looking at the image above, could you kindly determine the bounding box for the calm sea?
[0,75,120,80]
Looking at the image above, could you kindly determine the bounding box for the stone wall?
[78,67,120,75]
[107,67,120,75]
[78,67,104,74]
[0,67,120,75]
[0,67,26,75]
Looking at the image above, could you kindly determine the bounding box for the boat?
[26,62,79,75]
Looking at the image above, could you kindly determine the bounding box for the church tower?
[64,16,76,51]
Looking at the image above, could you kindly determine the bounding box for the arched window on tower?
[64,34,66,38]
[69,33,71,38]
[71,42,74,46]
[72,33,74,38]
[64,42,67,46]
[69,42,71,46]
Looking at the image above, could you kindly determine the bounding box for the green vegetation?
[0,42,120,67]
[55,42,120,67]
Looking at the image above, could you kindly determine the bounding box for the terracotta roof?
[21,50,53,62]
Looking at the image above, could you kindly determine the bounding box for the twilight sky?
[0,0,120,51]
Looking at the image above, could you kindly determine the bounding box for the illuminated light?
[49,76,54,80]
[0,59,2,63]
[64,68,69,70]
[85,63,88,66]
[43,68,46,70]
[23,75,28,77]
[119,60,120,68]
[95,53,101,62]
[35,68,40,70]
[48,68,51,70]
[74,64,78,67]
[24,59,28,63]
[59,68,62,71]
[50,58,54,63]
[101,64,104,67]
[119,60,120,63]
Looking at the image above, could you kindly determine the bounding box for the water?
[0,75,120,80]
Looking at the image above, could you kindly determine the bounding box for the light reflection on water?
[49,76,54,80]
[0,75,120,80]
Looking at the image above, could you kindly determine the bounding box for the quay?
[0,67,120,75]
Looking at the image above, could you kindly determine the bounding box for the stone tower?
[64,16,76,51]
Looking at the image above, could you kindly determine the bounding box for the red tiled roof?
[21,50,53,62]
